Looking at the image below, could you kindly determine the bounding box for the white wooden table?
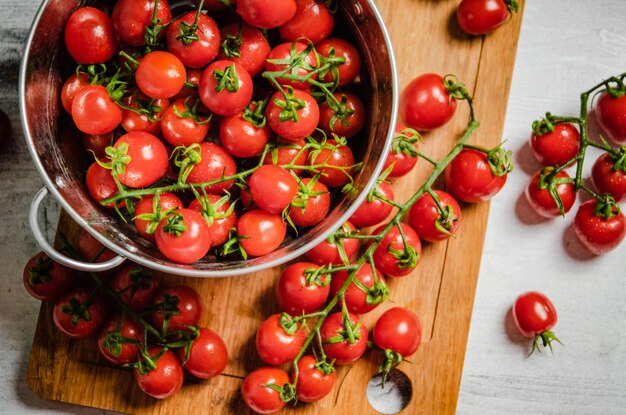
[1,1,625,414]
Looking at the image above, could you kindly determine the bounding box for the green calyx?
[504,0,519,14]
[593,194,621,220]
[213,64,240,93]
[28,256,53,285]
[162,210,187,237]
[487,145,514,177]
[61,297,93,326]
[378,348,404,389]
[537,167,574,217]
[529,330,563,356]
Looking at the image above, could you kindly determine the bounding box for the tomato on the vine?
[61,73,89,114]
[574,199,625,255]
[349,180,394,228]
[53,287,107,338]
[263,138,310,175]
[160,97,211,147]
[382,122,421,178]
[320,311,368,365]
[199,60,254,117]
[330,263,387,314]
[373,307,422,357]
[308,140,356,188]
[177,328,228,379]
[317,38,362,87]
[220,105,271,159]
[306,221,359,265]
[267,89,320,141]
[596,91,626,144]
[218,22,271,77]
[112,0,172,47]
[279,0,334,45]
[151,285,204,333]
[23,252,77,302]
[71,85,122,135]
[97,315,141,366]
[525,169,576,218]
[292,355,336,403]
[155,209,212,265]
[186,142,237,194]
[166,11,220,68]
[237,210,287,257]
[120,94,168,135]
[241,367,291,414]
[372,223,422,278]
[135,51,186,99]
[265,42,319,91]
[64,7,117,64]
[591,152,626,202]
[236,0,297,29]
[408,190,462,242]
[318,92,366,139]
[188,194,237,247]
[110,263,161,311]
[457,0,516,36]
[249,165,298,215]
[86,160,122,209]
[276,262,330,315]
[512,291,561,354]
[445,148,509,203]
[134,347,183,400]
[256,314,306,366]
[400,73,457,131]
[112,132,169,189]
[133,192,183,242]
[288,177,331,227]
[530,123,580,167]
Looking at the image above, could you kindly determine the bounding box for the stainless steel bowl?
[20,0,398,277]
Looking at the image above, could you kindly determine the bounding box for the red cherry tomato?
[349,180,394,228]
[218,22,270,77]
[525,169,576,218]
[186,142,237,194]
[112,0,172,47]
[97,315,141,366]
[86,160,121,209]
[530,123,580,167]
[199,60,253,117]
[372,223,422,278]
[161,97,211,147]
[71,85,122,135]
[383,123,420,178]
[110,263,161,311]
[61,73,89,113]
[166,11,220,68]
[249,165,298,215]
[188,194,237,247]
[276,262,330,315]
[373,307,422,357]
[330,263,386,314]
[134,347,183,399]
[65,7,117,64]
[512,291,560,354]
[256,314,306,366]
[220,105,271,159]
[263,138,310,175]
[241,367,290,414]
[319,92,366,139]
[23,252,77,302]
[83,132,113,159]
[267,89,320,141]
[135,51,186,99]
[445,148,508,203]
[306,221,359,265]
[237,0,297,29]
[293,355,336,403]
[591,152,626,202]
[308,139,355,188]
[400,73,457,131]
[574,199,626,255]
[113,132,169,188]
[408,190,462,242]
[151,285,204,333]
[53,287,106,338]
[177,328,228,379]
[317,38,362,87]
[121,94,168,135]
[133,192,183,242]
[457,0,512,36]
[279,0,334,45]
[320,311,368,364]
[288,177,330,227]
[265,42,319,90]
[596,91,626,144]
[237,210,287,257]
[155,209,212,264]
[174,68,202,99]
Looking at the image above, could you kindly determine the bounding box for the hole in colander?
[366,369,412,414]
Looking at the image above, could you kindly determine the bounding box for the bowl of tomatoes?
[20,0,397,277]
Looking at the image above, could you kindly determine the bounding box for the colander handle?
[29,187,126,272]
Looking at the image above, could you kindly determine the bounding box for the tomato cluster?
[61,0,367,265]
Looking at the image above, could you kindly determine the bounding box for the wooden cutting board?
[27,0,524,413]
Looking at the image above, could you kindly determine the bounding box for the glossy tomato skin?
[288,178,330,227]
[267,89,320,141]
[151,285,204,333]
[155,209,212,265]
[317,38,362,87]
[263,138,310,175]
[83,132,113,159]
[249,165,298,215]
[61,73,89,113]
[237,210,287,257]
[112,0,172,47]
[318,92,366,139]
[457,0,510,36]
[372,223,422,278]
[320,312,368,364]
[279,0,334,45]
[220,108,271,159]
[166,12,220,68]
[383,122,420,178]
[217,23,269,78]
[591,152,626,202]
[530,124,580,167]
[445,148,508,203]
[241,367,290,414]
[133,193,183,242]
[178,328,228,379]
[160,97,210,147]
[23,252,77,302]
[349,181,394,228]
[188,194,237,247]
[265,42,319,90]
[276,262,330,315]
[237,0,297,29]
[199,60,253,117]
[114,132,169,188]
[408,190,462,242]
[110,263,161,311]
[72,85,122,135]
[306,221,359,265]
[308,140,355,188]
[330,263,385,314]
[135,51,186,99]
[65,7,117,64]
[293,355,336,403]
[174,69,202,99]
[97,315,141,366]
[596,92,626,144]
[373,307,421,357]
[574,199,626,255]
[121,94,168,135]
[86,160,121,209]
[512,292,557,338]
[400,73,456,131]
[186,142,237,194]
[53,287,107,338]
[525,169,576,218]
[256,314,306,366]
[134,347,183,399]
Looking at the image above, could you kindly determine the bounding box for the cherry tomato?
[457,0,512,36]
[248,165,298,215]
[199,60,253,117]
[23,252,77,302]
[263,138,310,175]
[65,7,117,64]
[267,89,320,141]
[372,223,422,278]
[317,38,362,87]
[151,284,204,333]
[161,97,210,147]
[167,11,220,68]
[596,91,626,144]
[174,68,202,99]
[186,142,237,194]
[177,328,228,379]
[71,85,122,135]
[574,199,625,255]
[525,169,576,218]
[320,311,368,364]
[155,209,212,264]
[512,291,560,354]
[61,73,89,113]
[86,160,122,209]
[276,262,330,315]
[112,0,172,47]
[83,132,113,159]
[134,347,183,399]
[330,263,386,314]
[220,106,271,159]
[135,51,186,99]
[591,152,626,202]
[383,123,420,178]
[306,221,359,265]
[76,228,118,265]
[308,139,355,188]
[237,0,297,29]
[110,263,161,311]
[218,22,270,77]
[53,287,106,338]
[237,210,287,257]
[241,367,290,414]
[113,132,169,188]
[373,307,422,357]
[120,94,168,136]
[530,123,580,167]
[279,0,334,45]
[265,42,319,90]
[445,148,508,203]
[318,92,366,139]
[349,180,394,228]
[133,193,183,242]
[188,194,237,247]
[408,190,462,242]
[256,313,306,366]
[97,315,141,366]
[400,73,456,131]
[288,177,330,227]
[293,355,336,403]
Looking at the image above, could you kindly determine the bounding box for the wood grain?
[26,0,524,414]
